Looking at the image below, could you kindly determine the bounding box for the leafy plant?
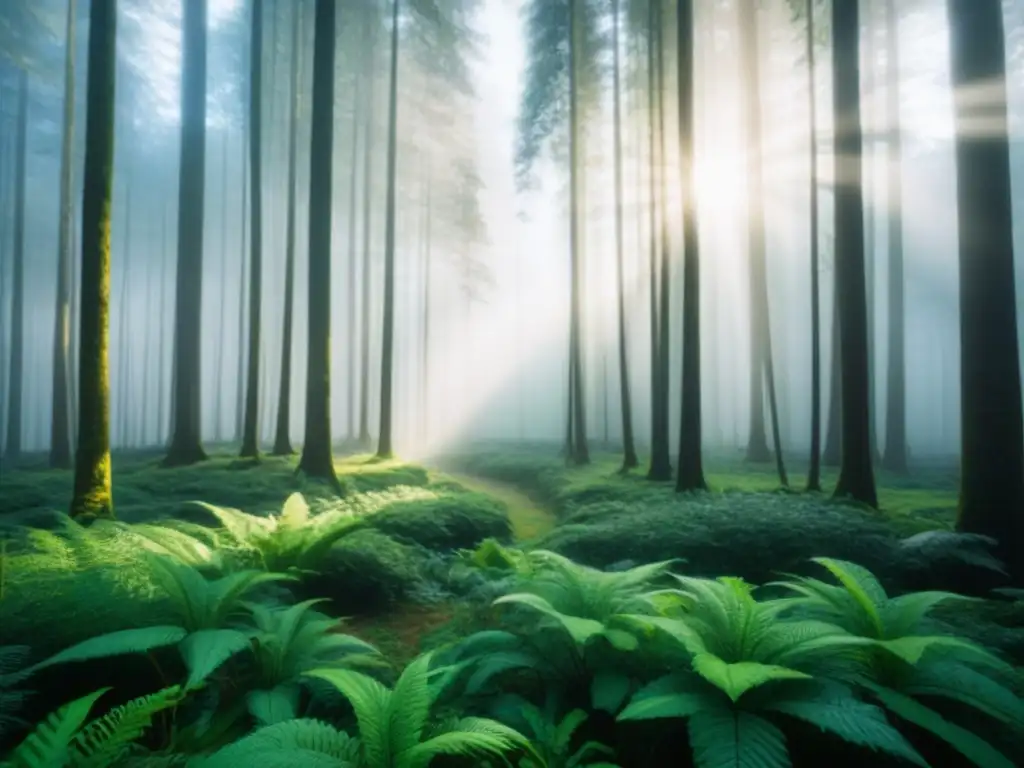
[303,652,530,767]
[190,718,361,768]
[243,599,383,725]
[0,685,182,768]
[774,557,1024,768]
[31,555,291,691]
[616,575,927,768]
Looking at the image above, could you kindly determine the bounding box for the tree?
[49,0,76,469]
[241,0,264,460]
[880,0,906,473]
[70,0,116,521]
[805,0,823,491]
[164,0,209,467]
[297,0,339,487]
[674,0,704,493]
[947,0,1024,578]
[611,0,637,471]
[376,0,402,460]
[830,0,877,508]
[273,0,303,457]
[3,67,27,465]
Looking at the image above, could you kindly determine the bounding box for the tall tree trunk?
[376,0,401,460]
[213,134,229,441]
[0,114,10,461]
[70,0,116,520]
[645,2,659,467]
[611,0,637,471]
[50,0,76,469]
[675,0,705,492]
[823,278,841,465]
[4,68,27,464]
[358,27,376,448]
[806,0,823,491]
[881,0,907,473]
[345,58,360,444]
[235,127,249,441]
[241,0,264,459]
[648,2,669,479]
[117,165,133,448]
[273,0,302,457]
[948,0,1024,580]
[158,203,171,445]
[421,176,432,443]
[164,0,209,467]
[831,0,878,507]
[567,0,589,465]
[297,0,340,486]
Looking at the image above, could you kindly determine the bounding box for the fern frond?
[2,687,109,768]
[688,708,791,768]
[691,653,810,703]
[387,653,434,757]
[32,627,188,671]
[180,629,252,690]
[303,668,391,766]
[70,686,183,768]
[190,718,360,768]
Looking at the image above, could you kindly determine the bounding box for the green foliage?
[366,491,512,551]
[191,718,362,768]
[0,646,34,742]
[773,558,1024,766]
[244,600,383,725]
[304,652,529,767]
[0,685,182,768]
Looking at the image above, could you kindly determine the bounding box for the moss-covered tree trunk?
[831,0,878,508]
[948,0,1024,580]
[881,0,907,474]
[50,0,76,469]
[376,0,401,460]
[273,0,302,457]
[164,0,208,467]
[241,0,264,460]
[297,0,339,486]
[675,0,705,493]
[70,0,116,521]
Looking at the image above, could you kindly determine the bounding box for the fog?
[3,0,1024,466]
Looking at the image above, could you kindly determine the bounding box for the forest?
[0,0,1022,766]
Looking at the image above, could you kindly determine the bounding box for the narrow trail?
[439,470,558,542]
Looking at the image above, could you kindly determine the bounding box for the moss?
[335,454,430,492]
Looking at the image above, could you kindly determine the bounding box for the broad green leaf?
[181,629,253,689]
[692,653,810,703]
[811,558,886,637]
[247,684,302,726]
[590,672,632,714]
[904,663,1024,729]
[868,683,1016,768]
[618,675,711,721]
[493,593,605,645]
[32,627,188,670]
[874,636,1012,673]
[388,653,434,756]
[688,709,791,768]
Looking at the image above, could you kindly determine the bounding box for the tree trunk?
[116,161,133,448]
[0,109,9,462]
[567,0,589,466]
[235,125,249,442]
[70,0,116,520]
[376,0,401,460]
[164,0,209,467]
[50,0,76,469]
[358,25,376,448]
[297,0,340,486]
[240,0,264,459]
[806,0,823,491]
[645,4,659,468]
[158,203,171,445]
[823,277,841,465]
[421,170,432,443]
[610,0,634,473]
[831,0,878,507]
[345,43,360,444]
[948,0,1024,580]
[4,68,28,464]
[273,0,302,457]
[675,0,705,492]
[881,0,907,473]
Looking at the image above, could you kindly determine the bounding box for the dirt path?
[440,470,558,542]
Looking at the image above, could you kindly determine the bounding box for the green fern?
[774,558,1024,767]
[304,652,530,767]
[31,556,290,691]
[615,576,926,768]
[0,686,181,768]
[244,599,383,725]
[189,719,361,768]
